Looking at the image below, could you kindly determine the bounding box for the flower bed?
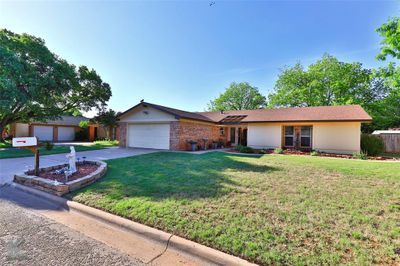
[14,160,107,196]
[227,148,399,161]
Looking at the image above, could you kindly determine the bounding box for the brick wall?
[170,121,227,150]
[118,122,127,147]
[170,121,180,150]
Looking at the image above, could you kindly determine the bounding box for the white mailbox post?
[12,137,40,175]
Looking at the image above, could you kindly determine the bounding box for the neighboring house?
[11,115,89,142]
[118,101,372,154]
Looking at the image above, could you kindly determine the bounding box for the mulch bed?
[226,148,399,161]
[37,163,99,182]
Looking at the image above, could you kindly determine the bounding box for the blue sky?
[0,1,398,115]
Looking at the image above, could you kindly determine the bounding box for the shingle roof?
[33,115,89,126]
[198,105,372,123]
[118,102,214,122]
[119,102,372,124]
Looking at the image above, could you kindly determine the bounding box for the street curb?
[11,182,257,266]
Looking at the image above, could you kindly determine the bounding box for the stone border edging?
[13,160,107,196]
[11,182,257,266]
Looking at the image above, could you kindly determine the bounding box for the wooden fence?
[377,134,400,153]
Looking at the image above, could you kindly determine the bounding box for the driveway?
[0,147,159,184]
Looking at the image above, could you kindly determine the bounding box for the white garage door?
[33,126,53,141]
[128,123,170,149]
[58,127,75,141]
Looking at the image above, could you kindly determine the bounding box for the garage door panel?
[128,124,169,149]
[33,126,53,141]
[58,127,75,141]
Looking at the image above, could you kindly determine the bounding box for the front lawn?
[0,141,11,149]
[70,152,400,265]
[0,140,119,159]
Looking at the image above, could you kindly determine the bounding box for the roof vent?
[220,110,224,114]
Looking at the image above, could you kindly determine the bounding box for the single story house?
[10,115,108,142]
[118,101,372,154]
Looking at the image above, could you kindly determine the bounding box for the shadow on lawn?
[72,152,278,200]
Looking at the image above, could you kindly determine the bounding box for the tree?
[375,17,400,129]
[207,82,266,111]
[268,54,374,107]
[268,54,391,131]
[92,109,119,140]
[376,17,400,60]
[0,29,111,141]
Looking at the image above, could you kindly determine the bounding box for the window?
[230,128,236,143]
[300,126,312,147]
[284,126,294,147]
[220,127,225,136]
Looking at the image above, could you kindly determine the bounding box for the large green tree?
[268,54,376,107]
[207,82,266,111]
[268,54,390,131]
[92,109,119,140]
[375,17,400,129]
[0,29,111,141]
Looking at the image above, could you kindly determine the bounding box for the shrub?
[360,134,384,156]
[43,141,54,150]
[94,140,119,146]
[274,148,284,154]
[236,145,254,153]
[217,139,225,148]
[353,151,368,160]
[75,128,89,141]
[310,151,319,156]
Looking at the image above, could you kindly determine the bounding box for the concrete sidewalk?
[0,185,218,266]
[0,185,143,265]
[0,147,158,184]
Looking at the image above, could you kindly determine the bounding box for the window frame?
[284,126,294,147]
[220,127,225,136]
[300,126,312,148]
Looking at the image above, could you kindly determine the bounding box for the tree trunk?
[0,124,5,142]
[106,127,110,140]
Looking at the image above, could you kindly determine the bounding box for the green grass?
[0,140,119,159]
[0,141,11,148]
[70,152,400,265]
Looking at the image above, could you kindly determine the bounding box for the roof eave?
[243,119,373,123]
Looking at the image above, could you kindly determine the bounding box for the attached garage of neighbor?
[57,127,76,141]
[11,115,89,142]
[33,125,54,141]
[31,125,76,142]
[128,123,170,149]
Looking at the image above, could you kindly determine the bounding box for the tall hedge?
[360,134,384,156]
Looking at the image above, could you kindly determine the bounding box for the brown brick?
[118,122,127,147]
[170,121,227,150]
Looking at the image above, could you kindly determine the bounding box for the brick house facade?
[117,101,372,153]
[169,120,227,150]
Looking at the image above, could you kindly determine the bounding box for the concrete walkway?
[0,147,159,185]
[0,186,143,265]
[0,185,206,265]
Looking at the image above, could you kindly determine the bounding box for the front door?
[230,128,236,144]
